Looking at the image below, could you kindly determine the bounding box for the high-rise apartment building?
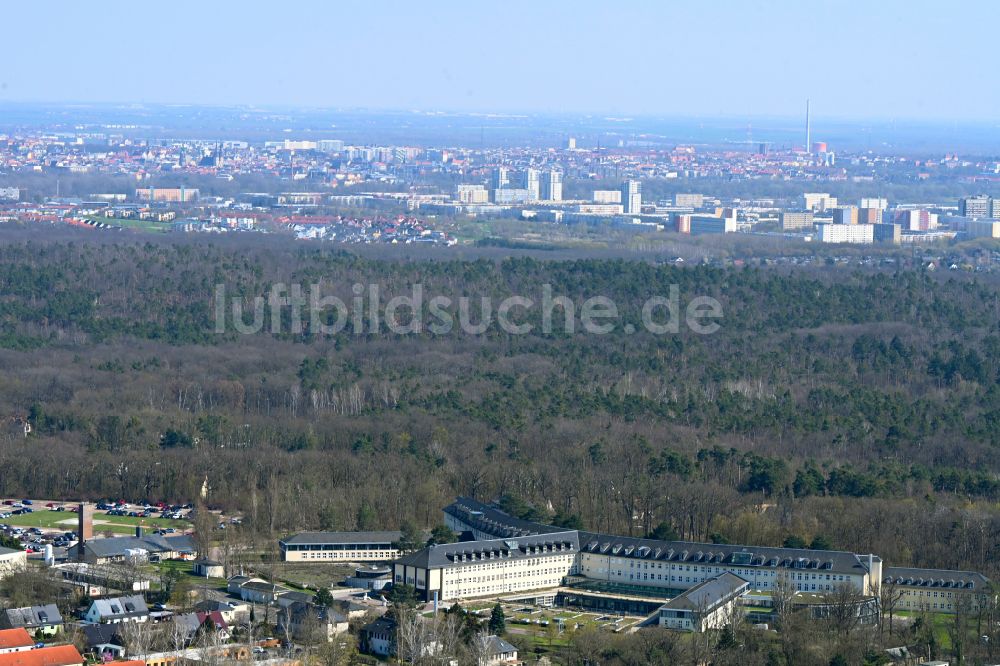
[781,211,815,231]
[859,197,888,211]
[523,168,540,202]
[490,167,509,192]
[960,195,993,219]
[674,193,705,208]
[620,180,641,214]
[803,193,837,211]
[832,206,858,225]
[456,184,490,204]
[539,171,562,201]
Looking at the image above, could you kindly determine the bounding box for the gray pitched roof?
[884,567,991,590]
[89,595,149,619]
[444,497,561,538]
[278,591,314,604]
[0,546,21,556]
[578,531,876,577]
[280,531,402,546]
[83,624,123,648]
[485,635,517,655]
[282,601,347,625]
[662,572,750,612]
[395,530,580,570]
[442,498,879,578]
[1,605,63,629]
[78,533,194,558]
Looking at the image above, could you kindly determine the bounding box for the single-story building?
[279,531,402,562]
[276,591,314,609]
[239,581,289,605]
[346,565,392,591]
[479,635,518,666]
[192,560,225,579]
[226,575,259,596]
[73,534,195,565]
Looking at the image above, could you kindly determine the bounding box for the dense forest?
[0,232,996,580]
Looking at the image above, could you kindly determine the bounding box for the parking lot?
[0,498,193,552]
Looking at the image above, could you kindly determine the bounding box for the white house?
[84,596,149,624]
[479,635,518,665]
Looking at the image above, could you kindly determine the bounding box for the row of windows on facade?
[586,565,856,584]
[446,556,575,569]
[443,580,562,596]
[284,543,395,551]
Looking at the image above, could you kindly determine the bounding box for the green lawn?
[84,215,172,234]
[152,559,228,590]
[1,509,188,533]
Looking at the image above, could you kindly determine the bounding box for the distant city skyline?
[2,1,999,122]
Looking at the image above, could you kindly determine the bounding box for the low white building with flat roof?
[279,531,402,562]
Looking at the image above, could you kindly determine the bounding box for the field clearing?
[151,559,229,590]
[271,561,359,590]
[84,215,171,233]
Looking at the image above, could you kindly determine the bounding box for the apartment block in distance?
[832,206,858,225]
[456,184,489,204]
[960,194,992,219]
[817,223,874,244]
[781,211,815,231]
[539,171,563,201]
[674,193,705,208]
[967,219,1000,238]
[620,180,642,214]
[593,190,622,204]
[690,214,737,235]
[135,187,199,203]
[802,193,837,211]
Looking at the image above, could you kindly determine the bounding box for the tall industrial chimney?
[77,502,94,562]
[806,99,811,154]
[78,503,94,541]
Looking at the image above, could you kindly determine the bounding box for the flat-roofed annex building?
[393,531,580,602]
[279,531,402,562]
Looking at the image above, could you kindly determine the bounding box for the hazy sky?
[3,1,998,121]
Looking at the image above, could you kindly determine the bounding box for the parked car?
[21,500,32,505]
